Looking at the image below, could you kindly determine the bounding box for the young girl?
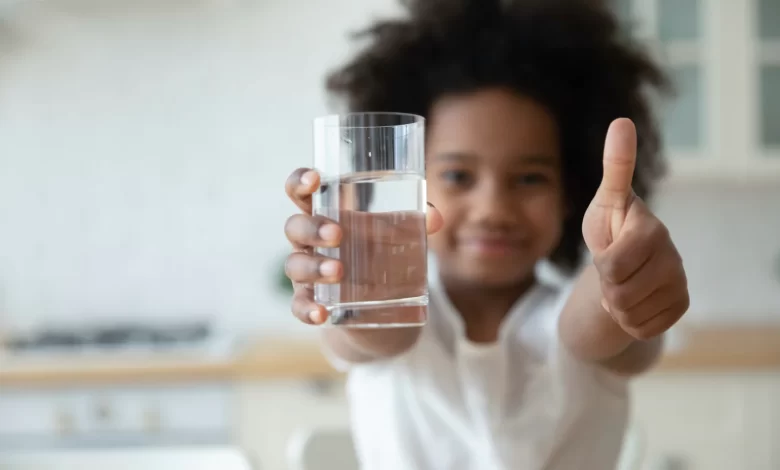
[283,1,689,468]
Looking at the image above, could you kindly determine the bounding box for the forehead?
[426,88,561,163]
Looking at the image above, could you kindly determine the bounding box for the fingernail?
[318,224,339,241]
[319,260,339,277]
[309,309,324,324]
[300,171,316,186]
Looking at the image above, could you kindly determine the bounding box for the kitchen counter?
[1,325,779,388]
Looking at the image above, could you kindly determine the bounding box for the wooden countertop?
[1,326,779,388]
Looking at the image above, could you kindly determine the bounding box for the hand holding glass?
[311,113,429,328]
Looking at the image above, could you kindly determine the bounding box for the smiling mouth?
[460,238,524,255]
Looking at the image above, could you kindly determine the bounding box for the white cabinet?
[739,373,780,470]
[612,0,780,182]
[0,383,233,449]
[630,371,780,470]
[235,379,350,470]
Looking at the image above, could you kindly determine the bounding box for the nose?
[467,179,519,228]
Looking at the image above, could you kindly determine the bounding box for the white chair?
[288,424,644,470]
[0,446,257,470]
[287,427,359,470]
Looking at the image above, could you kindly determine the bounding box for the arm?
[559,264,664,376]
[573,120,689,377]
[321,326,422,364]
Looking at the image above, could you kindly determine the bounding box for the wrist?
[559,264,636,362]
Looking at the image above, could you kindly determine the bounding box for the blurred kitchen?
[0,0,778,469]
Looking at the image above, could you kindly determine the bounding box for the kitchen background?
[0,0,778,469]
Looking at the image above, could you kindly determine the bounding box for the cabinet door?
[739,373,780,470]
[610,0,780,181]
[754,0,780,161]
[612,0,711,170]
[235,379,350,470]
[630,373,747,470]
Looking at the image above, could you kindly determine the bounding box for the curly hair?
[325,0,671,271]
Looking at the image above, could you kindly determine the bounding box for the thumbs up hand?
[582,118,689,341]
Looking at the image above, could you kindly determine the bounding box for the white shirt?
[326,259,630,470]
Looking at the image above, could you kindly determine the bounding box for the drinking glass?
[312,113,428,328]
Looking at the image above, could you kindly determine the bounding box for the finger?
[426,202,444,235]
[593,118,637,210]
[601,248,683,312]
[593,202,665,284]
[285,168,320,214]
[606,284,681,329]
[621,297,689,341]
[285,252,343,284]
[284,214,342,250]
[291,287,328,325]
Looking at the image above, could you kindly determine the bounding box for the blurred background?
[0,0,778,469]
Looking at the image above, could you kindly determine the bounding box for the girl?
[283,0,689,468]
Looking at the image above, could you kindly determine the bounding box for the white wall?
[653,182,780,323]
[0,0,777,334]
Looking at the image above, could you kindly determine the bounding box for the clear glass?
[758,0,780,40]
[312,113,428,328]
[663,64,704,150]
[760,65,780,147]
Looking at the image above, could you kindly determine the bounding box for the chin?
[456,264,536,288]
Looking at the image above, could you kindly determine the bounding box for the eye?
[514,173,548,186]
[440,169,472,185]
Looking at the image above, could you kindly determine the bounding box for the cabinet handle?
[95,401,112,423]
[55,409,76,436]
[654,455,689,470]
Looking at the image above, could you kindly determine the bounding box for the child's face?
[426,88,566,288]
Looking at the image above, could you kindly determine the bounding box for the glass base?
[322,295,428,328]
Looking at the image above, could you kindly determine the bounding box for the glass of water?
[312,112,428,328]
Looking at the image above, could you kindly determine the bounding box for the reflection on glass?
[758,0,780,40]
[658,0,699,42]
[760,65,780,147]
[663,65,703,150]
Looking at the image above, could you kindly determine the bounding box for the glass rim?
[314,112,425,129]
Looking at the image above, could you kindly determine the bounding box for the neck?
[440,275,536,344]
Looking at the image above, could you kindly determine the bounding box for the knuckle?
[606,286,633,311]
[291,295,314,324]
[283,253,296,277]
[679,294,691,314]
[646,218,669,243]
[623,314,644,329]
[596,255,624,284]
[668,297,690,321]
[285,214,319,242]
[284,214,301,235]
[631,328,655,341]
[615,309,642,328]
[285,253,309,277]
[285,253,319,281]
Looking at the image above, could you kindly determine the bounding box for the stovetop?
[2,321,231,358]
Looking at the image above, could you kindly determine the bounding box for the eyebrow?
[432,152,559,166]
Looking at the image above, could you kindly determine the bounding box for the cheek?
[523,192,566,247]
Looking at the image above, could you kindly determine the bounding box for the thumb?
[593,118,637,209]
